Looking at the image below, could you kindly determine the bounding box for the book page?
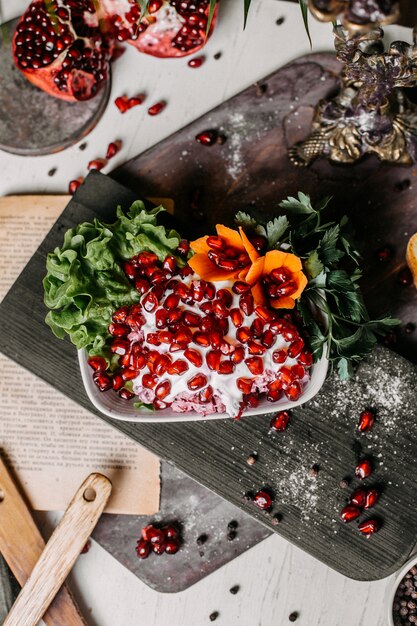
[0,196,160,514]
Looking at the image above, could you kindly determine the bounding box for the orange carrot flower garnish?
[189,225,307,310]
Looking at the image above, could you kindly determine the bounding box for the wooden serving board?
[0,53,417,582]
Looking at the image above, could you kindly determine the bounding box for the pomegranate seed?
[270,267,292,284]
[339,505,361,523]
[175,328,192,344]
[205,282,216,300]
[196,130,217,146]
[230,308,244,328]
[148,0,163,13]
[183,311,201,327]
[209,329,223,348]
[220,340,235,356]
[217,288,233,307]
[163,255,177,272]
[119,388,135,400]
[120,352,131,368]
[237,252,250,268]
[123,261,136,280]
[250,318,264,339]
[147,333,161,346]
[155,309,168,329]
[176,240,190,257]
[115,96,129,112]
[291,364,305,379]
[349,488,367,508]
[187,373,207,390]
[249,235,267,252]
[239,293,254,315]
[184,349,203,367]
[218,318,229,334]
[273,349,288,364]
[158,331,173,344]
[143,526,165,544]
[106,140,122,159]
[355,459,372,479]
[121,368,139,381]
[110,339,130,355]
[168,359,189,375]
[188,55,205,68]
[88,356,107,372]
[136,539,150,559]
[288,339,304,358]
[163,293,180,310]
[164,525,179,539]
[153,398,171,410]
[285,380,303,401]
[148,101,166,116]
[232,281,251,294]
[358,410,375,432]
[142,374,158,389]
[93,372,112,392]
[206,350,221,371]
[298,350,313,367]
[218,360,235,375]
[165,538,181,554]
[207,235,225,251]
[152,542,166,554]
[199,385,213,403]
[155,380,171,400]
[134,252,159,267]
[88,158,107,171]
[237,378,253,394]
[154,355,171,376]
[131,353,146,370]
[230,347,245,365]
[245,357,263,375]
[112,306,129,324]
[375,245,392,262]
[236,327,251,343]
[108,322,129,338]
[267,388,283,402]
[216,258,238,271]
[269,319,287,335]
[269,411,290,432]
[243,393,259,408]
[262,329,275,348]
[68,177,83,195]
[142,292,159,312]
[255,306,276,323]
[252,490,272,510]
[364,489,379,509]
[282,325,299,342]
[193,331,210,347]
[358,519,380,537]
[126,311,146,330]
[247,340,266,356]
[190,281,206,302]
[278,366,294,387]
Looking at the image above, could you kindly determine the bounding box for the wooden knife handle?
[2,471,112,626]
[0,457,87,626]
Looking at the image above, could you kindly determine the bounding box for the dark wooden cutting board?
[1,53,417,582]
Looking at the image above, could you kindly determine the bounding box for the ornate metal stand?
[290,0,417,166]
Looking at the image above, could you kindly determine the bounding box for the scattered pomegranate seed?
[188,55,205,68]
[184,348,203,367]
[148,101,166,116]
[272,349,287,364]
[110,339,130,355]
[119,388,135,400]
[136,539,150,559]
[199,385,213,403]
[252,490,273,510]
[355,458,372,479]
[93,372,112,392]
[269,411,290,432]
[187,373,208,390]
[155,380,171,400]
[358,409,375,432]
[109,322,129,337]
[364,489,379,510]
[247,340,266,356]
[375,245,393,262]
[349,487,367,508]
[87,356,107,372]
[206,350,221,371]
[165,538,181,554]
[115,95,144,113]
[249,235,268,252]
[106,140,122,159]
[177,240,190,256]
[245,357,263,375]
[218,360,235,375]
[68,177,84,195]
[88,158,107,171]
[236,378,253,394]
[298,350,313,367]
[195,130,217,146]
[358,518,380,537]
[339,505,361,523]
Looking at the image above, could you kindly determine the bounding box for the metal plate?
[0,19,110,156]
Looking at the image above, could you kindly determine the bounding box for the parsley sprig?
[235,193,399,379]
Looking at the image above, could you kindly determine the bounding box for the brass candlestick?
[290,0,417,166]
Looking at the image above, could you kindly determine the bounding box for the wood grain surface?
[0,54,416,582]
[3,473,111,626]
[0,458,86,626]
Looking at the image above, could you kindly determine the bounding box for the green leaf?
[243,0,252,28]
[317,225,344,264]
[207,0,217,34]
[279,192,316,215]
[234,211,257,229]
[133,402,155,411]
[299,0,312,48]
[136,0,150,16]
[264,216,289,248]
[304,250,324,279]
[337,358,353,380]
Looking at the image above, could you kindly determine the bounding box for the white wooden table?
[0,1,410,624]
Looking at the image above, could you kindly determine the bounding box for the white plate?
[79,348,329,423]
[386,553,417,626]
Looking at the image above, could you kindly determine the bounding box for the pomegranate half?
[100,0,218,58]
[13,0,113,102]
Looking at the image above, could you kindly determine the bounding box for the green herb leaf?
[264,216,289,248]
[304,250,324,279]
[317,225,344,264]
[207,0,217,34]
[234,211,258,229]
[243,0,252,28]
[299,0,312,48]
[279,192,316,214]
[337,358,353,380]
[133,401,155,411]
[136,0,150,16]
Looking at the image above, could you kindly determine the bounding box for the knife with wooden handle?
[3,471,111,626]
[0,459,101,626]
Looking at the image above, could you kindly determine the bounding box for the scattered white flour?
[224,112,246,180]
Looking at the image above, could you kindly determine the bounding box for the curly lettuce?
[43,201,182,358]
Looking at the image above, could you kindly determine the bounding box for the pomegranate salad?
[44,194,398,418]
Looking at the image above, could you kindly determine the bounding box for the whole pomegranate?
[100,0,218,58]
[13,0,113,101]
